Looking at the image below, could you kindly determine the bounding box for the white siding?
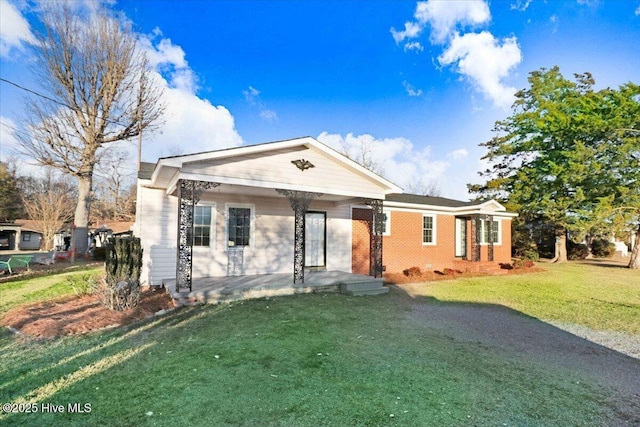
[136,183,178,285]
[135,187,353,284]
[183,146,386,197]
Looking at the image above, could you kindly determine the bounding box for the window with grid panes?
[228,207,251,247]
[423,215,434,244]
[193,206,212,246]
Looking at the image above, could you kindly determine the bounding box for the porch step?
[340,278,388,296]
[170,284,341,306]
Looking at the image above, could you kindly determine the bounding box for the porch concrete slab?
[162,270,386,305]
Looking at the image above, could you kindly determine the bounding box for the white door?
[455,217,467,258]
[305,212,326,267]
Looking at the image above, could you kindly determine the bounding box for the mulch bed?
[1,288,175,338]
[384,266,544,285]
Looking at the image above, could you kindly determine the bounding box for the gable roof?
[384,193,517,217]
[385,193,479,208]
[142,136,403,200]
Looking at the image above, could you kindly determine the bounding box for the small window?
[480,219,500,244]
[423,215,434,244]
[228,207,251,247]
[192,206,212,247]
[382,211,391,236]
[23,233,31,242]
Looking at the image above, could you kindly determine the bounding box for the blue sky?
[1,0,639,199]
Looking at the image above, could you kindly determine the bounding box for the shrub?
[65,272,101,296]
[513,259,535,269]
[591,238,616,258]
[402,266,422,277]
[442,268,462,276]
[100,237,143,311]
[567,241,588,260]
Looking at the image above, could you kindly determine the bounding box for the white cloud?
[243,86,278,122]
[146,87,242,159]
[439,31,522,108]
[138,31,243,159]
[0,116,21,158]
[402,80,423,97]
[414,0,491,43]
[390,21,423,44]
[448,148,469,159]
[636,5,640,16]
[0,0,35,58]
[317,131,449,193]
[392,1,522,109]
[404,41,424,52]
[510,0,533,11]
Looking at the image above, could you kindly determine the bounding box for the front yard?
[0,262,638,426]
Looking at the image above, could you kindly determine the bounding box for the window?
[193,206,212,247]
[228,207,252,247]
[480,219,500,244]
[422,215,435,244]
[22,233,31,242]
[382,210,391,236]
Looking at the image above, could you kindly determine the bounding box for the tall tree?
[21,171,75,251]
[0,161,22,222]
[470,67,640,265]
[17,4,163,253]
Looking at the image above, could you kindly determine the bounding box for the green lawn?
[0,262,637,426]
[403,261,640,334]
[0,265,103,318]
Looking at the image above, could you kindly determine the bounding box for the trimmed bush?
[513,259,535,269]
[591,238,616,258]
[403,266,422,277]
[567,241,589,260]
[100,237,143,311]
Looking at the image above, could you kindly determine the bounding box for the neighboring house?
[135,137,516,290]
[0,220,43,251]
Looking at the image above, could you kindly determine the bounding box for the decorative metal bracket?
[291,159,315,171]
[366,199,384,278]
[176,179,219,292]
[276,189,322,284]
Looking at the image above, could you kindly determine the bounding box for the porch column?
[488,215,494,262]
[176,179,219,292]
[276,189,322,284]
[471,215,481,262]
[366,199,384,278]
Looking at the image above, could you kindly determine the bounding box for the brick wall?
[351,208,372,275]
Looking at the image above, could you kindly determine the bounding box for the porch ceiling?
[167,179,370,203]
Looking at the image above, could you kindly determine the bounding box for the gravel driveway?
[396,287,640,425]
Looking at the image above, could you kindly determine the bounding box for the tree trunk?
[72,176,93,254]
[629,222,640,270]
[552,229,568,263]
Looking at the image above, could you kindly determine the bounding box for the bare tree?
[21,171,75,251]
[17,5,164,253]
[340,138,384,176]
[404,179,442,197]
[93,150,136,221]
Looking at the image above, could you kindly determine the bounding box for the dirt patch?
[1,288,174,338]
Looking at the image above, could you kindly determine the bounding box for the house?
[0,220,44,251]
[135,137,516,292]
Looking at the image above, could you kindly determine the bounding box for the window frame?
[191,203,216,248]
[422,214,437,246]
[479,219,501,245]
[225,203,255,249]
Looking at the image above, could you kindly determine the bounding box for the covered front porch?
[162,270,388,305]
